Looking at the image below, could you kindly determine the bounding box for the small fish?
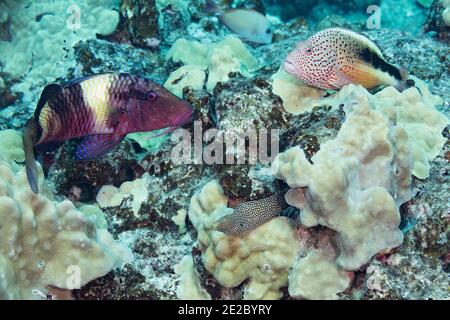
[23,73,193,193]
[284,28,408,91]
[214,190,294,236]
[206,0,273,44]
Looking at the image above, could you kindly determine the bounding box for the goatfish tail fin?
[23,118,41,194]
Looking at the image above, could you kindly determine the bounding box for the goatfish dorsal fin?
[34,83,64,119]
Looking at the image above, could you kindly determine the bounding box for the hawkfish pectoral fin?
[74,134,125,161]
[328,68,354,89]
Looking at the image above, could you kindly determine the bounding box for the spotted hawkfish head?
[284,40,311,79]
[125,78,193,132]
[284,37,337,89]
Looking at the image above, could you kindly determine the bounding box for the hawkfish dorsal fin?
[74,134,125,161]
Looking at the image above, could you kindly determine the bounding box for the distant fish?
[206,0,273,44]
[284,28,408,91]
[23,73,193,193]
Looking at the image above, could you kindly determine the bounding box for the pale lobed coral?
[156,0,191,29]
[442,0,450,26]
[288,242,352,300]
[188,181,299,300]
[166,36,259,94]
[96,174,150,217]
[0,129,25,163]
[273,84,414,270]
[0,130,131,300]
[271,68,327,115]
[184,77,447,299]
[274,74,448,179]
[164,65,206,98]
[373,77,448,179]
[172,209,188,234]
[0,0,119,101]
[174,255,211,300]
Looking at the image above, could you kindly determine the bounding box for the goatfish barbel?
[23,73,193,194]
[284,28,408,91]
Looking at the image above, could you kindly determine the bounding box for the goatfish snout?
[284,28,408,91]
[23,73,193,194]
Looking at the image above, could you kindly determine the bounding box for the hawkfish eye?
[306,48,312,53]
[146,90,157,101]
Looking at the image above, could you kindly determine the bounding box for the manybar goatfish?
[23,73,193,193]
[284,28,408,91]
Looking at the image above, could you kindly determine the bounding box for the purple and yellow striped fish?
[23,73,193,193]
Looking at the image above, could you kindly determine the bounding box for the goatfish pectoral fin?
[23,119,40,194]
[75,134,125,161]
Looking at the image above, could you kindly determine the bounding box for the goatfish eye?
[146,90,157,101]
[266,28,272,34]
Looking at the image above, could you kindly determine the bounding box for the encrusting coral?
[166,36,259,94]
[96,174,150,217]
[188,181,299,300]
[182,75,448,298]
[0,0,119,100]
[273,84,414,270]
[271,68,327,115]
[288,239,353,300]
[174,255,212,300]
[0,129,131,299]
[273,75,448,179]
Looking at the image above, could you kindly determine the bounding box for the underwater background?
[0,0,449,300]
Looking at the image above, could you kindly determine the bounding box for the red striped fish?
[23,73,193,193]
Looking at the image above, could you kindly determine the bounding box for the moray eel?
[214,190,297,236]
